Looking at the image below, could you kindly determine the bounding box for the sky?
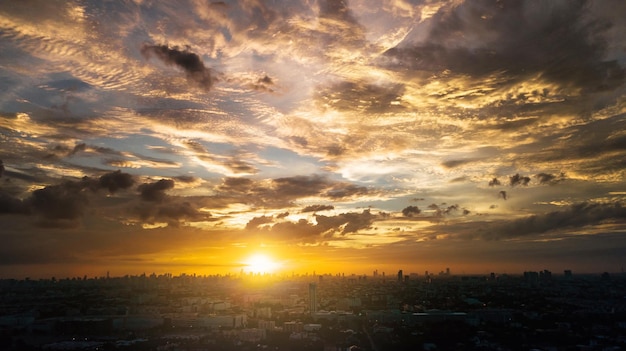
[1,0,625,279]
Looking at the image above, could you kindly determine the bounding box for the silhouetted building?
[309,283,317,314]
[540,269,552,282]
[564,269,572,278]
[524,271,539,284]
[397,270,403,282]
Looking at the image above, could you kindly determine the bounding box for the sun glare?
[243,253,280,274]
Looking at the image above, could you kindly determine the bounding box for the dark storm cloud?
[28,182,88,223]
[69,143,87,156]
[509,173,531,187]
[301,204,334,213]
[384,0,624,92]
[325,183,370,199]
[478,201,626,240]
[0,192,27,214]
[402,205,421,217]
[271,175,331,198]
[250,209,378,243]
[507,113,626,177]
[141,44,215,90]
[576,129,626,158]
[499,190,507,200]
[257,219,320,243]
[0,160,4,177]
[138,179,175,202]
[245,215,274,230]
[175,175,197,183]
[1,170,136,227]
[136,202,210,227]
[427,203,467,217]
[536,172,565,185]
[0,169,135,218]
[316,209,376,235]
[488,178,501,186]
[98,170,135,193]
[442,159,475,169]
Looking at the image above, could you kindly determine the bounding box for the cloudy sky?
[1,0,625,278]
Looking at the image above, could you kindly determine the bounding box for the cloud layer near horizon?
[0,0,625,276]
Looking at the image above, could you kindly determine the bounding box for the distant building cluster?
[0,269,625,350]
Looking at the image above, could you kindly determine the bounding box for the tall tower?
[309,283,317,315]
[397,269,403,282]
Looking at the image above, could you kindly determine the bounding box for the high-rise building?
[397,269,403,282]
[309,283,317,315]
[564,269,572,278]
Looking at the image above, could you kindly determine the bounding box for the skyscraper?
[397,269,403,282]
[309,283,317,315]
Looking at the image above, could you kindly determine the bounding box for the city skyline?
[1,0,626,279]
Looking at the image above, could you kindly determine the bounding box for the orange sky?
[0,0,625,279]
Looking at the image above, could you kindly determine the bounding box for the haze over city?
[1,0,625,279]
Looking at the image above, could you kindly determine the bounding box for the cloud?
[315,209,376,235]
[325,183,370,199]
[141,44,215,90]
[175,175,198,183]
[315,80,405,113]
[182,140,258,175]
[0,192,28,214]
[535,172,565,185]
[477,201,626,240]
[0,169,136,227]
[442,159,475,169]
[136,202,210,227]
[138,179,175,202]
[301,204,335,213]
[256,218,320,243]
[0,160,4,178]
[488,177,501,187]
[427,203,468,217]
[98,170,135,193]
[225,175,373,206]
[402,205,421,217]
[28,182,88,224]
[266,210,379,242]
[271,175,329,198]
[249,74,275,92]
[245,215,274,230]
[509,173,531,187]
[384,0,624,92]
[217,177,255,194]
[251,209,378,243]
[69,143,87,156]
[499,190,507,200]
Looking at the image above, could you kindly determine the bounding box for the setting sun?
[243,253,280,274]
